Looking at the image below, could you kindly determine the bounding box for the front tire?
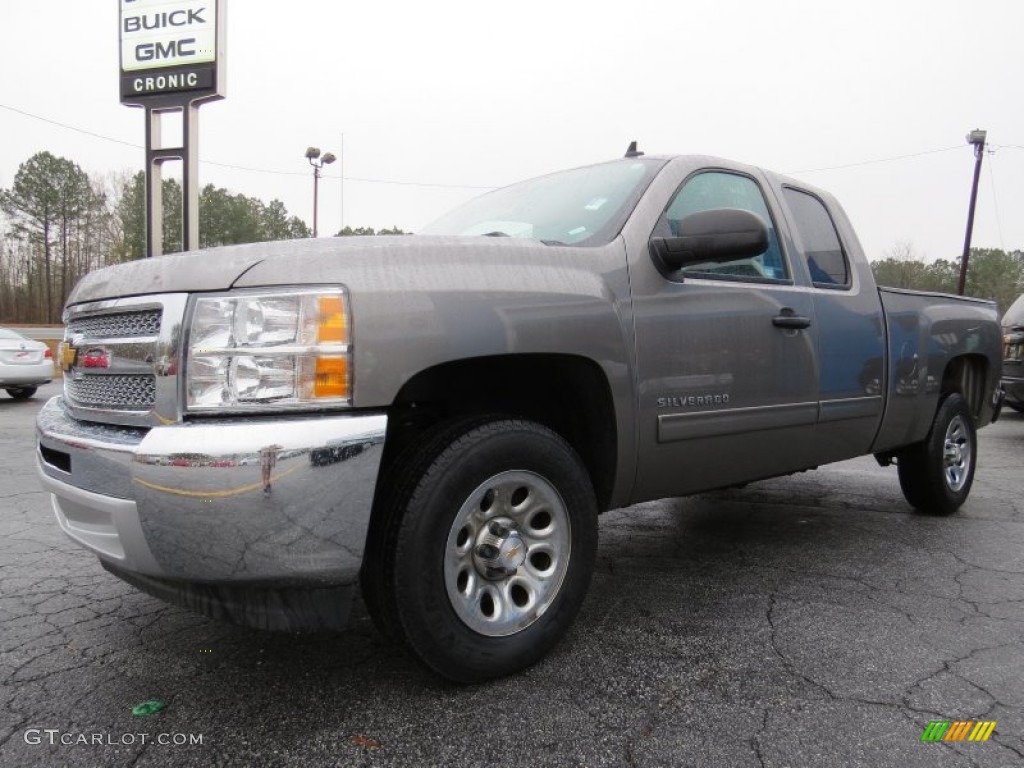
[897,393,977,515]
[365,418,597,682]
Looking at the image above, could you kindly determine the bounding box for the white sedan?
[0,328,54,399]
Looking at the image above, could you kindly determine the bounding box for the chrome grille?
[61,294,187,427]
[66,375,156,409]
[67,310,162,339]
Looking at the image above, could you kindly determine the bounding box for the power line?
[788,145,963,174]
[989,144,1024,160]
[0,103,140,149]
[0,102,496,190]
[4,102,1001,186]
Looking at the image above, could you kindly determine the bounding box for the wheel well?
[941,355,987,421]
[376,354,617,512]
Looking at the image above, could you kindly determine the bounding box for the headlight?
[185,288,351,411]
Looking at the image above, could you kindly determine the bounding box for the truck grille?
[66,310,162,339]
[61,294,187,427]
[66,374,157,409]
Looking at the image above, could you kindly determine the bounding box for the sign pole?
[183,103,201,251]
[144,108,164,259]
[120,0,226,258]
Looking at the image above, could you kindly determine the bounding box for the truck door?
[778,186,886,463]
[631,169,821,502]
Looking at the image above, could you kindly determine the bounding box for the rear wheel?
[897,393,976,515]
[362,418,597,682]
[6,387,37,400]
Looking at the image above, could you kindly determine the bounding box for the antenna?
[624,141,644,158]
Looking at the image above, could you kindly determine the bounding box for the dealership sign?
[119,0,225,104]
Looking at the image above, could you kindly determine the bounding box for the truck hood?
[69,235,600,304]
[67,244,273,305]
[232,235,595,290]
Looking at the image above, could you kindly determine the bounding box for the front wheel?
[365,418,598,682]
[897,393,977,515]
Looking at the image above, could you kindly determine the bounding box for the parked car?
[1002,293,1024,412]
[38,150,1004,682]
[0,328,53,399]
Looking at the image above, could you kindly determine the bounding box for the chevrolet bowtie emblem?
[59,342,77,372]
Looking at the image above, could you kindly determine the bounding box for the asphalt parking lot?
[2,381,1023,767]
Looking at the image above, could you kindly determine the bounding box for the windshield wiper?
[481,231,566,245]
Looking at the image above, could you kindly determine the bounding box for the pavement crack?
[900,639,1021,715]
[989,736,1024,760]
[0,714,31,750]
[766,593,836,700]
[751,706,769,768]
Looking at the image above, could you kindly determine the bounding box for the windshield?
[421,157,665,246]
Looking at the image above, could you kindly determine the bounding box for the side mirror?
[650,208,769,272]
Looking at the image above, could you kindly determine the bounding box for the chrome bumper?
[37,396,386,587]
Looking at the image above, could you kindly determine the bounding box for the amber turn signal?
[315,357,349,398]
[318,296,348,344]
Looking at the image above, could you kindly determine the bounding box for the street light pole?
[313,161,320,238]
[305,146,336,238]
[958,129,986,296]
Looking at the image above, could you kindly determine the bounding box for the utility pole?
[344,133,348,234]
[958,129,986,295]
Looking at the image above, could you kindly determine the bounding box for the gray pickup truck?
[37,151,1005,682]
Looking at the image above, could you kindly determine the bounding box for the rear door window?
[783,188,851,288]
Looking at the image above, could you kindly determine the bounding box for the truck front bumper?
[37,396,386,630]
[1002,373,1024,410]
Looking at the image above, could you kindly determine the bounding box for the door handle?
[772,311,812,330]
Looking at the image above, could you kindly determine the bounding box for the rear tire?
[6,387,37,400]
[362,418,597,683]
[897,393,976,516]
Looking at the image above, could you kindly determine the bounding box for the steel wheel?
[363,417,598,682]
[444,470,571,637]
[941,414,971,492]
[897,393,977,516]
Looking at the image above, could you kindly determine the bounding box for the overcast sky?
[2,0,1022,261]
